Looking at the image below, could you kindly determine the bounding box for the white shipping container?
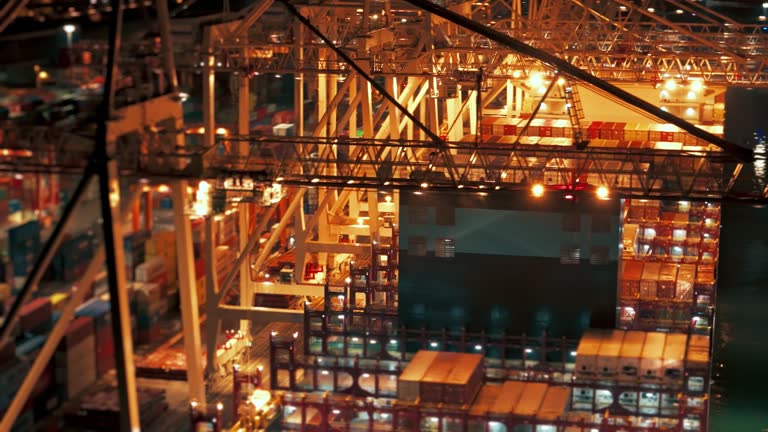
[135,257,167,283]
[575,329,609,377]
[618,331,646,381]
[397,350,439,402]
[597,330,625,377]
[640,332,667,381]
[662,333,688,384]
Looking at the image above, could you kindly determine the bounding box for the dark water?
[710,204,768,431]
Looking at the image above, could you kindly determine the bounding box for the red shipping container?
[20,297,53,333]
[58,316,94,351]
[587,122,602,139]
[503,124,517,135]
[599,122,615,139]
[539,126,553,137]
[660,131,675,142]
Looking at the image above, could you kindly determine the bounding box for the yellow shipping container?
[50,292,69,312]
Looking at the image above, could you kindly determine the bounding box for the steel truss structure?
[0,0,761,429]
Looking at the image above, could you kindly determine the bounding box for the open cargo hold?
[676,264,696,302]
[686,334,711,370]
[575,329,609,377]
[662,333,688,384]
[596,330,625,377]
[657,263,678,299]
[620,260,643,298]
[640,332,667,381]
[640,262,661,300]
[397,350,439,402]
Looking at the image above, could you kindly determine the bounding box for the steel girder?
[199,135,765,202]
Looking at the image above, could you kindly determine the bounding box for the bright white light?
[540,102,547,110]
[687,91,696,100]
[690,80,703,92]
[596,185,609,200]
[676,9,683,14]
[664,79,676,90]
[528,72,544,88]
[531,183,545,197]
[475,344,482,350]
[647,7,655,13]
[686,107,696,116]
[660,106,668,112]
[63,24,76,34]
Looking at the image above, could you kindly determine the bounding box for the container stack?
[124,231,149,282]
[8,221,41,289]
[75,299,114,376]
[134,282,164,344]
[55,316,96,400]
[135,257,169,300]
[397,351,484,405]
[52,231,95,282]
[657,263,678,299]
[145,230,177,288]
[620,198,721,332]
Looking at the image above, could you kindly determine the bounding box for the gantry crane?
[0,0,766,430]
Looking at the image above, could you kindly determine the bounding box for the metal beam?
[400,0,753,162]
[251,189,306,274]
[218,304,304,323]
[94,0,140,429]
[251,281,325,297]
[172,180,206,406]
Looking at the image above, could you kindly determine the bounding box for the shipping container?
[442,353,484,405]
[76,299,114,376]
[537,386,571,422]
[658,263,678,299]
[640,332,667,381]
[676,264,696,301]
[488,380,525,414]
[574,329,608,377]
[621,260,643,299]
[662,333,688,384]
[468,384,502,416]
[596,330,625,377]
[397,350,439,402]
[420,352,459,404]
[686,334,710,370]
[618,331,646,381]
[640,262,661,300]
[513,382,548,416]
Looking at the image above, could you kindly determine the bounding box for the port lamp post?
[531,183,545,197]
[63,24,76,48]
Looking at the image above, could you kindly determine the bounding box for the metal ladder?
[563,79,586,148]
